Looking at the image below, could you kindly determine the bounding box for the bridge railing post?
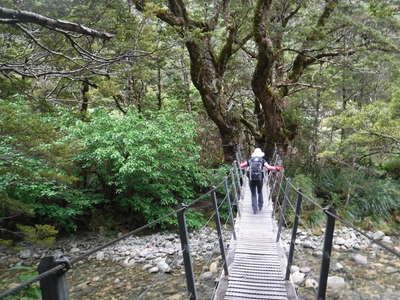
[224,178,237,240]
[233,157,242,196]
[284,189,303,280]
[276,178,291,242]
[316,208,336,300]
[212,190,229,276]
[273,172,284,218]
[38,256,70,300]
[177,205,197,300]
[231,169,241,217]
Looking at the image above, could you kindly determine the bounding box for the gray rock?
[52,249,63,258]
[334,262,344,271]
[199,271,213,281]
[122,257,135,267]
[148,266,159,273]
[305,278,318,289]
[372,231,385,241]
[327,276,346,290]
[209,261,218,273]
[335,237,346,245]
[96,251,105,261]
[142,264,153,271]
[382,236,392,244]
[300,267,311,273]
[18,249,32,259]
[291,271,305,285]
[291,265,300,273]
[312,250,323,258]
[303,241,315,249]
[157,259,171,273]
[70,247,80,253]
[352,254,368,265]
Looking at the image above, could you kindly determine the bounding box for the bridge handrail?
[0,166,236,300]
[283,176,400,259]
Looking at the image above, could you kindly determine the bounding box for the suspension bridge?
[1,151,399,300]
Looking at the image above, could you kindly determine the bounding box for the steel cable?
[282,175,400,258]
[0,264,65,299]
[0,168,233,299]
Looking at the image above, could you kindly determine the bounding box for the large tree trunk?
[186,38,240,162]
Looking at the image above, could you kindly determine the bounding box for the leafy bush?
[382,157,400,179]
[67,108,206,227]
[9,266,40,300]
[316,166,400,223]
[16,224,58,248]
[0,98,106,232]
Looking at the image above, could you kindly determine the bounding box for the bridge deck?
[224,178,290,300]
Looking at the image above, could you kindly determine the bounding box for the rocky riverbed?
[0,227,230,299]
[1,225,399,299]
[280,226,400,300]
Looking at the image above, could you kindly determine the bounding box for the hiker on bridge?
[240,148,282,214]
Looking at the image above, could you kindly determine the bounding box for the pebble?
[300,267,311,273]
[148,266,159,273]
[305,278,318,289]
[372,231,385,241]
[327,276,346,290]
[291,265,300,273]
[209,261,218,273]
[157,259,171,273]
[18,249,32,259]
[199,271,213,281]
[353,254,368,265]
[291,271,305,285]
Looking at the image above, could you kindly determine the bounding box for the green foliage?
[290,173,317,210]
[302,209,325,228]
[0,97,106,231]
[67,108,206,227]
[9,266,40,300]
[316,166,400,222]
[16,224,58,248]
[382,157,400,179]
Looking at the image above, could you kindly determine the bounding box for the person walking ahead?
[240,148,282,214]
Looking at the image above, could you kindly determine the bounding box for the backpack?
[249,157,264,181]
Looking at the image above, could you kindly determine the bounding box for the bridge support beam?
[177,205,197,300]
[212,190,229,276]
[277,178,290,242]
[285,190,302,280]
[38,256,70,300]
[224,178,237,240]
[317,208,336,300]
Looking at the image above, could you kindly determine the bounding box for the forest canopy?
[1,0,399,238]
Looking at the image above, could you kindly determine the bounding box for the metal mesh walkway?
[224,179,289,300]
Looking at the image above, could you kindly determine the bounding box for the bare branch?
[0,7,114,39]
